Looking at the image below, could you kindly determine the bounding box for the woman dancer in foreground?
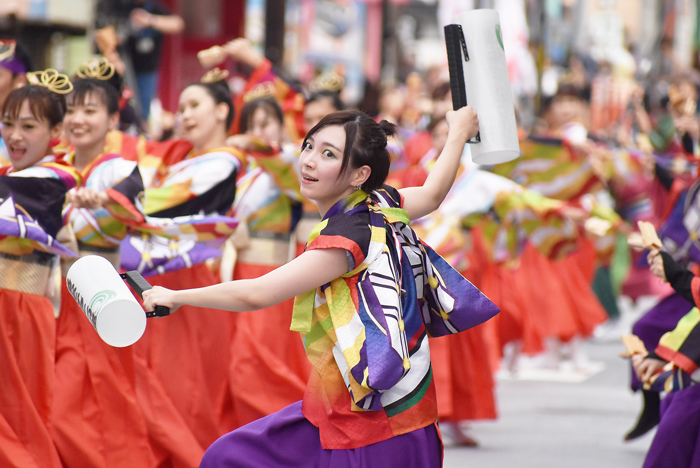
[143,107,500,467]
[0,71,80,468]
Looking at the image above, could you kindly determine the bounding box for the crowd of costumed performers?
[625,75,700,468]
[2,32,700,467]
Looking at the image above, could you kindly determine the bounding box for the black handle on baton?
[120,271,171,318]
[444,24,480,144]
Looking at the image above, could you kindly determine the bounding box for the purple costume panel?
[200,402,442,468]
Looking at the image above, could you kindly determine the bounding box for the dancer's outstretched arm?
[399,106,479,220]
[142,248,347,312]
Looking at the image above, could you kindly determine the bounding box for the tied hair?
[378,119,398,140]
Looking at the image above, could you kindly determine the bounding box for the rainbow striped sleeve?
[492,138,604,202]
[142,150,243,217]
[657,308,700,376]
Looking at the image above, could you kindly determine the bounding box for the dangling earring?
[354,185,361,191]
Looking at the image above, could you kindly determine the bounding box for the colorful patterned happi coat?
[491,137,604,202]
[63,152,142,248]
[291,186,500,449]
[657,178,700,266]
[491,136,620,260]
[413,154,582,263]
[455,166,580,262]
[0,155,80,257]
[119,146,244,276]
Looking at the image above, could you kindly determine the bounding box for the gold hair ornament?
[201,67,229,84]
[668,83,697,116]
[76,57,115,81]
[243,81,276,101]
[0,40,16,63]
[309,72,345,93]
[26,69,73,94]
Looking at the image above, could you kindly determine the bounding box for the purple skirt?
[199,401,442,468]
[643,383,700,467]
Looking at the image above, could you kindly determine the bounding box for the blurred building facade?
[2,0,700,112]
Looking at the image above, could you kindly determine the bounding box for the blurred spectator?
[119,0,184,120]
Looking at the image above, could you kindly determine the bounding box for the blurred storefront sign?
[282,0,368,104]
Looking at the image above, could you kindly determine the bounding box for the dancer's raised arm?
[399,106,479,220]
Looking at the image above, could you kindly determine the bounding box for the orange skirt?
[466,230,535,364]
[430,324,497,422]
[0,289,62,468]
[516,244,579,344]
[227,261,310,429]
[134,263,234,451]
[479,252,543,358]
[131,351,206,468]
[553,241,607,340]
[52,282,155,468]
[514,240,606,344]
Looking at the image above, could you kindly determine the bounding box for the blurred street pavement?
[443,340,654,468]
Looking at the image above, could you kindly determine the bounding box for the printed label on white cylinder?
[66,255,147,347]
[453,9,520,165]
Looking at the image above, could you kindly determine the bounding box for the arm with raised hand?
[398,106,479,220]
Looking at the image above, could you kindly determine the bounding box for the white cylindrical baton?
[66,255,147,347]
[445,9,520,165]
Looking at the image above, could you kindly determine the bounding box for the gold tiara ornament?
[243,81,276,102]
[26,69,73,94]
[76,57,116,81]
[309,72,345,93]
[0,40,16,62]
[201,67,229,84]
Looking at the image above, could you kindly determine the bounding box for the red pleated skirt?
[469,230,544,360]
[227,261,311,429]
[430,325,498,422]
[53,282,155,467]
[429,232,498,422]
[134,263,235,451]
[0,289,62,468]
[515,244,579,343]
[551,239,607,340]
[513,240,607,345]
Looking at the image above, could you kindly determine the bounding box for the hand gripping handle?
[120,271,171,318]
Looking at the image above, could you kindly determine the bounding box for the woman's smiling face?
[298,125,357,211]
[1,99,60,171]
[64,91,117,151]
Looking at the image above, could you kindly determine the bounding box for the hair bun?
[378,119,397,138]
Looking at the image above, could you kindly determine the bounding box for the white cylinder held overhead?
[448,9,520,165]
[66,255,147,347]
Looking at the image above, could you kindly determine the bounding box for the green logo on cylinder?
[90,290,116,316]
[496,23,504,51]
